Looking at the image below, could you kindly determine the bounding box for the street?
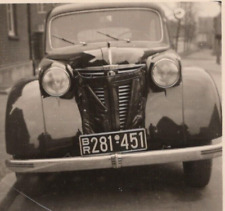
[0,49,222,211]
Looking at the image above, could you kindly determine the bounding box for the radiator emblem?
[107,70,116,76]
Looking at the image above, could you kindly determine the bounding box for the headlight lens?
[151,59,180,88]
[42,66,71,96]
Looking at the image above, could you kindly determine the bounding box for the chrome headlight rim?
[41,66,71,97]
[151,58,180,89]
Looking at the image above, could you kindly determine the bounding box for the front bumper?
[6,138,222,173]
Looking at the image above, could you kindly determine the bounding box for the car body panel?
[5,79,82,157]
[5,3,222,164]
[182,67,222,142]
[5,65,221,157]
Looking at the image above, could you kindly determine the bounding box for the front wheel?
[183,159,212,188]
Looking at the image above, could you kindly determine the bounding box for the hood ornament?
[107,42,113,65]
[107,42,117,76]
[105,42,119,76]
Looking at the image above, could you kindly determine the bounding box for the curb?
[0,173,17,210]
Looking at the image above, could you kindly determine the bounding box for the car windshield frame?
[47,8,164,50]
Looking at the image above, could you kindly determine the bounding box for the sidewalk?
[181,48,221,72]
[0,173,17,210]
[0,61,33,95]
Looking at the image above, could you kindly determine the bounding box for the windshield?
[49,9,162,48]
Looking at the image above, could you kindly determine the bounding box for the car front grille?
[92,84,130,129]
[76,64,145,130]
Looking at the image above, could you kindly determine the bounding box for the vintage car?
[5,2,222,188]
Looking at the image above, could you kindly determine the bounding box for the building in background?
[0,3,221,89]
[0,4,56,89]
[165,2,221,55]
[213,9,221,64]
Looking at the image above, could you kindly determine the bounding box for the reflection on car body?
[5,2,222,188]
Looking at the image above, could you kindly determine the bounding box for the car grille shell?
[75,64,146,131]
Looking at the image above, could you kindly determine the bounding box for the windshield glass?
[50,9,162,48]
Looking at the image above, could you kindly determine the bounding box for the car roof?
[49,2,165,18]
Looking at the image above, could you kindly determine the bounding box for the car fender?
[5,78,82,157]
[145,81,184,148]
[182,66,222,143]
[145,66,221,148]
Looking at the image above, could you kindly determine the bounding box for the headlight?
[151,59,180,88]
[42,66,71,96]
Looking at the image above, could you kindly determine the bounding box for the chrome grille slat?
[119,114,126,117]
[119,85,130,88]
[119,100,129,103]
[81,72,104,74]
[119,107,128,111]
[96,94,104,97]
[119,110,127,114]
[118,96,129,100]
[119,118,126,121]
[118,88,130,92]
[118,92,129,96]
[118,69,138,74]
[119,103,128,107]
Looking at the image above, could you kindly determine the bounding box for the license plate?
[79,128,147,156]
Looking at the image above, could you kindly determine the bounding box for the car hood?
[45,43,170,68]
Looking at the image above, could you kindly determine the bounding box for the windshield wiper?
[96,31,130,43]
[52,34,87,46]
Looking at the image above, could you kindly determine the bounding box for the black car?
[5,2,222,188]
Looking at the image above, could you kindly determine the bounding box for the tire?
[183,159,212,188]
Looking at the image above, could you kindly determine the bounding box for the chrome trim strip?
[80,72,104,75]
[6,141,222,173]
[201,148,222,155]
[75,64,145,71]
[108,42,113,65]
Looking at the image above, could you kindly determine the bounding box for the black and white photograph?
[0,1,222,210]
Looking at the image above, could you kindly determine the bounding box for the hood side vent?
[118,84,131,129]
